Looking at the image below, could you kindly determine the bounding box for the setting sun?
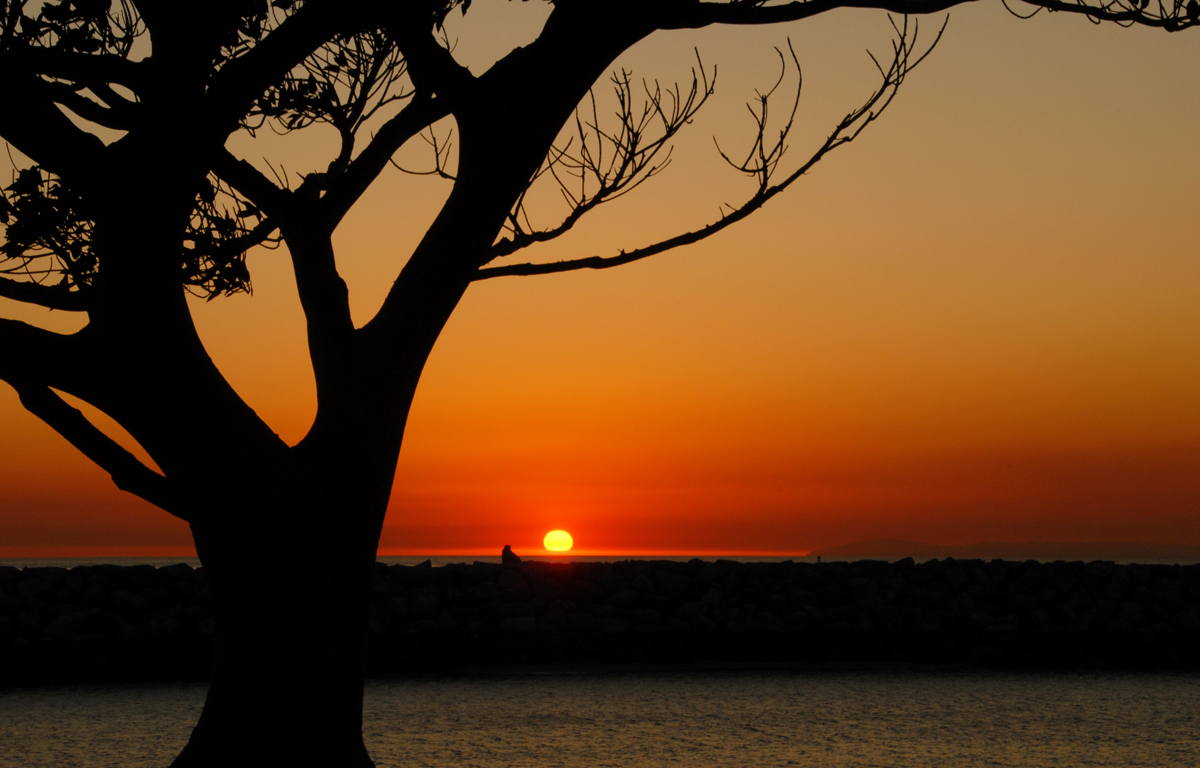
[543,530,574,552]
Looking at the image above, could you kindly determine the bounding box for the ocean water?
[2,670,1197,767]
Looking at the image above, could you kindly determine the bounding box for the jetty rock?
[1,558,1199,683]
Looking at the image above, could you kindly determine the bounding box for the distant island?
[809,540,1200,563]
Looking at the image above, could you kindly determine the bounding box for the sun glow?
[543,530,574,552]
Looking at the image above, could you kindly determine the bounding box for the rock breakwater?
[2,558,1199,682]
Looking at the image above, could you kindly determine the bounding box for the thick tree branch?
[204,0,369,136]
[212,162,354,398]
[659,0,1196,31]
[212,149,294,221]
[11,383,191,521]
[0,276,91,311]
[8,47,145,91]
[212,152,351,332]
[660,0,974,28]
[1015,0,1197,29]
[211,152,354,396]
[388,25,474,100]
[0,72,107,183]
[40,82,132,131]
[0,317,84,390]
[88,81,139,114]
[284,230,355,339]
[369,0,659,349]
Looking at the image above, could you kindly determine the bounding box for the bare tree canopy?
[0,0,1195,765]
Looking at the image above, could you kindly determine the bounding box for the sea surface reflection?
[2,669,1198,767]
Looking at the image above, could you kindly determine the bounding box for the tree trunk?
[170,475,386,768]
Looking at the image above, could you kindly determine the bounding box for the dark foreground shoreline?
[2,557,1199,683]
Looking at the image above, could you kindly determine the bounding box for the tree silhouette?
[0,0,1194,765]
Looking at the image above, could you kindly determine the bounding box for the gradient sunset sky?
[1,3,1197,557]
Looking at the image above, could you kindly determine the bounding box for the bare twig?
[389,122,457,179]
[490,51,717,260]
[475,18,945,281]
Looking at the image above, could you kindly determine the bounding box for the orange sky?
[1,4,1198,558]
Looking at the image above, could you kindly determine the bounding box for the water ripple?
[2,670,1197,767]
